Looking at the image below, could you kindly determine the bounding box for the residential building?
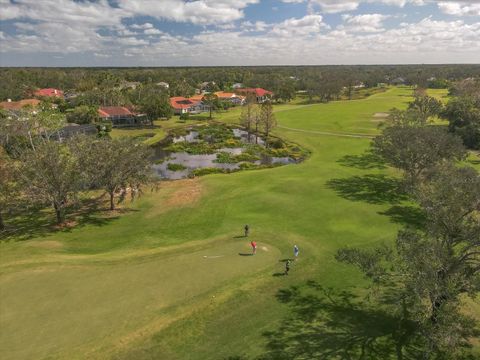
[391,77,406,86]
[34,88,64,98]
[156,82,170,89]
[234,88,273,103]
[118,81,141,90]
[170,96,208,115]
[98,106,143,127]
[54,124,98,141]
[214,91,246,105]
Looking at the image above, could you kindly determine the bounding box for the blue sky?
[0,0,479,66]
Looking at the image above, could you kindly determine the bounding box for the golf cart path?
[278,125,375,139]
[0,240,280,360]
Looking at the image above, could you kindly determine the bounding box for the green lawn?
[1,87,477,359]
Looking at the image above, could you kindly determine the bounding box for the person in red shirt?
[251,241,257,255]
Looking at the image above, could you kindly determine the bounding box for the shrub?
[267,138,284,149]
[167,163,187,171]
[192,167,225,176]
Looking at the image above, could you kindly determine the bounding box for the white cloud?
[144,28,163,35]
[341,13,390,32]
[282,0,426,13]
[0,0,479,65]
[130,23,154,30]
[438,1,480,16]
[271,14,326,35]
[116,0,259,25]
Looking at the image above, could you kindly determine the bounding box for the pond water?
[152,128,295,180]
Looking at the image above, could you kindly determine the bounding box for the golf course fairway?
[1,87,478,359]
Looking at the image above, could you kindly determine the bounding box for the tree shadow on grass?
[337,152,387,170]
[326,174,408,205]
[379,205,426,230]
[256,281,422,360]
[0,195,135,243]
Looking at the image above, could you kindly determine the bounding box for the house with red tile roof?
[34,88,64,98]
[0,99,41,111]
[170,97,208,115]
[98,106,145,127]
[214,91,246,105]
[234,88,273,103]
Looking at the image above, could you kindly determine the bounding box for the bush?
[192,167,225,176]
[179,113,189,121]
[238,162,258,170]
[267,138,284,149]
[167,163,187,171]
[215,152,236,163]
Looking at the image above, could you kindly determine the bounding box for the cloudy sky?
[0,0,479,66]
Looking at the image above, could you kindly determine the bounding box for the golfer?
[251,240,257,255]
[294,245,299,260]
[285,260,291,275]
[244,224,249,237]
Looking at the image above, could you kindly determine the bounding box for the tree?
[259,101,277,145]
[239,94,258,142]
[66,105,100,124]
[0,148,20,230]
[337,165,480,358]
[407,94,443,124]
[138,91,173,125]
[79,137,153,211]
[18,139,84,224]
[442,96,480,150]
[202,93,219,119]
[372,125,466,186]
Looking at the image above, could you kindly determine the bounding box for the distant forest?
[1,64,479,101]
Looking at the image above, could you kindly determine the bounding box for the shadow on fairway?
[279,259,293,263]
[0,195,127,243]
[238,253,254,256]
[256,281,424,360]
[337,152,387,170]
[326,174,408,205]
[233,235,247,239]
[380,205,426,229]
[272,272,286,277]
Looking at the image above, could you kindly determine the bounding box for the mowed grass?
[3,87,477,360]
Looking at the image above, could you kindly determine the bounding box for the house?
[54,123,98,141]
[234,88,273,103]
[214,91,245,105]
[170,96,208,115]
[156,82,170,89]
[0,98,41,111]
[390,77,406,86]
[118,81,141,90]
[34,88,64,98]
[98,106,142,127]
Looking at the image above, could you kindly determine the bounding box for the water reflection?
[152,128,295,180]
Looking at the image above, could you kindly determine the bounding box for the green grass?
[1,87,477,360]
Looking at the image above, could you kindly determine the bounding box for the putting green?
[0,240,280,359]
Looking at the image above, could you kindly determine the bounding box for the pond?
[152,126,300,180]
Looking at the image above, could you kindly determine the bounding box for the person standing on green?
[285,260,291,275]
[244,224,249,237]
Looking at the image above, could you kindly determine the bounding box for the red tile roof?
[235,88,273,97]
[98,106,134,117]
[0,99,41,110]
[170,97,200,110]
[34,88,64,98]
